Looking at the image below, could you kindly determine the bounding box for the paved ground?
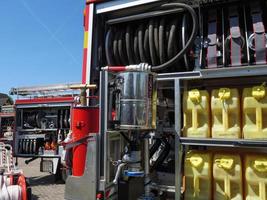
[18,158,65,200]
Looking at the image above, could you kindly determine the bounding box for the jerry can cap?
[218,88,231,100]
[252,85,265,100]
[253,160,267,172]
[189,89,201,103]
[215,158,234,169]
[188,156,203,167]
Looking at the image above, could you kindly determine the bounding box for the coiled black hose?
[105,3,198,72]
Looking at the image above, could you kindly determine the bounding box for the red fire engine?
[10,83,97,181]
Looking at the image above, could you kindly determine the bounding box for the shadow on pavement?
[28,174,64,186]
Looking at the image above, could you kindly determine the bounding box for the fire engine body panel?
[14,97,73,157]
[0,105,15,144]
[64,0,267,200]
[14,96,74,176]
[10,83,97,177]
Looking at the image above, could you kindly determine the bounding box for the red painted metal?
[86,0,104,3]
[82,5,90,84]
[105,66,126,72]
[17,174,27,200]
[15,97,74,105]
[82,48,88,84]
[0,113,15,117]
[72,107,99,176]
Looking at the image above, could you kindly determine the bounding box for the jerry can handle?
[189,89,201,103]
[215,158,234,170]
[193,176,200,197]
[259,182,266,200]
[218,88,231,100]
[254,160,267,172]
[189,156,203,167]
[252,85,265,100]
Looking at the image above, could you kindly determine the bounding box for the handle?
[259,182,266,200]
[222,102,229,131]
[219,88,231,131]
[189,156,203,167]
[215,158,234,170]
[192,107,198,130]
[189,89,201,130]
[256,107,263,131]
[193,176,200,197]
[224,175,231,199]
[252,85,265,100]
[254,160,267,172]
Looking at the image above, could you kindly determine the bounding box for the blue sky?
[0,0,85,94]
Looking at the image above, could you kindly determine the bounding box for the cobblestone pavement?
[18,158,65,200]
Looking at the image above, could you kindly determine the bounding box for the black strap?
[251,3,266,64]
[229,7,242,66]
[65,135,93,150]
[207,9,218,68]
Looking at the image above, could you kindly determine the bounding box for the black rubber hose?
[138,23,147,62]
[144,24,151,63]
[149,19,157,66]
[134,28,140,63]
[113,30,121,65]
[105,3,198,71]
[118,30,128,64]
[126,25,135,64]
[151,3,198,71]
[105,29,114,65]
[159,17,166,64]
[153,19,159,60]
[167,19,178,60]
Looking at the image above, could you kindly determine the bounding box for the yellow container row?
[184,151,267,200]
[183,85,267,139]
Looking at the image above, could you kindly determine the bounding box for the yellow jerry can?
[211,88,241,138]
[243,85,267,139]
[245,154,267,200]
[184,151,212,200]
[183,89,210,138]
[213,154,243,200]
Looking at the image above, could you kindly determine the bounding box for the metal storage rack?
[158,65,267,199]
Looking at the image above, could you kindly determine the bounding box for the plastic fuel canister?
[184,151,212,200]
[245,154,267,200]
[243,85,267,139]
[211,88,241,139]
[183,89,210,138]
[213,154,243,200]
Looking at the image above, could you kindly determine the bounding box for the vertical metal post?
[174,79,182,200]
[99,71,109,192]
[144,138,150,196]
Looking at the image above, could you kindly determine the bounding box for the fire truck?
[38,0,267,200]
[10,83,96,181]
[0,105,15,145]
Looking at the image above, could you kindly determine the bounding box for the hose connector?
[102,63,151,72]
